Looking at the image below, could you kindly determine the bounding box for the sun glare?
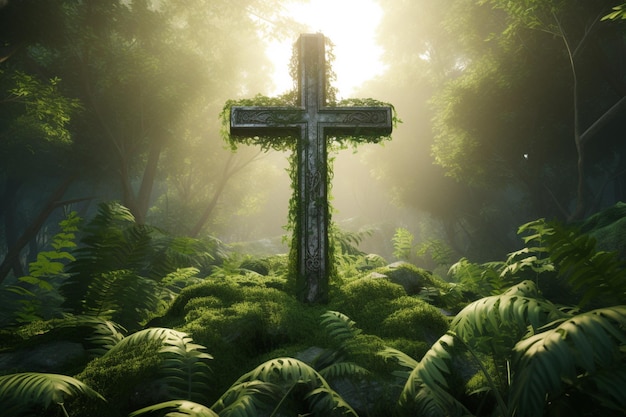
[266,0,385,98]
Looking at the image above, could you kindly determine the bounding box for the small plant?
[0,211,81,325]
[392,227,415,262]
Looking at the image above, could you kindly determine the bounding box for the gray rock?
[0,340,86,373]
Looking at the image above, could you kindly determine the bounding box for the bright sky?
[266,0,385,99]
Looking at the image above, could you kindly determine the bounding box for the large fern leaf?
[158,330,213,403]
[217,357,357,417]
[510,305,626,417]
[0,372,105,414]
[319,361,370,380]
[451,280,566,349]
[399,334,472,417]
[105,328,212,403]
[211,380,280,417]
[320,310,362,344]
[520,219,626,306]
[129,400,219,417]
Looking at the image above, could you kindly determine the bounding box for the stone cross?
[230,33,392,303]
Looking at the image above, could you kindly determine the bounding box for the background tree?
[361,0,626,261]
[0,0,299,282]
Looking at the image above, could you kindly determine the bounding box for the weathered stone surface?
[371,261,431,295]
[0,340,86,373]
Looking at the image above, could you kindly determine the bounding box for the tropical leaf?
[158,330,213,402]
[451,280,566,349]
[392,227,414,261]
[79,269,160,329]
[400,334,472,417]
[448,257,506,296]
[378,346,419,382]
[53,314,126,356]
[320,310,362,344]
[129,400,219,417]
[106,327,185,355]
[510,306,626,417]
[520,218,626,306]
[104,327,212,403]
[318,361,370,380]
[0,372,105,414]
[211,380,280,417]
[217,357,357,417]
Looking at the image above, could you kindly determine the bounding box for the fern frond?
[448,258,506,296]
[400,334,472,417]
[451,280,566,347]
[80,269,159,329]
[0,372,105,414]
[53,314,126,356]
[319,361,370,380]
[159,331,213,402]
[105,327,184,355]
[223,357,357,417]
[320,310,362,344]
[211,380,281,416]
[510,306,626,417]
[378,346,419,371]
[520,219,626,306]
[129,400,219,417]
[104,328,212,403]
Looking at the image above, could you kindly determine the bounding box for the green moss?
[167,280,243,317]
[382,297,449,341]
[333,277,406,330]
[386,338,431,361]
[74,340,162,416]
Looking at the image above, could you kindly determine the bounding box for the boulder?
[371,261,432,295]
[0,340,86,373]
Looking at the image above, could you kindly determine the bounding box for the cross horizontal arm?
[320,107,393,138]
[230,106,305,137]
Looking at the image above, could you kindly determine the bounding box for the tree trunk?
[189,152,260,238]
[134,135,165,224]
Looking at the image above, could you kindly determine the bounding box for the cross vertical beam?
[230,33,392,303]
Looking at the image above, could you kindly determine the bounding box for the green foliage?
[416,238,456,268]
[130,400,219,417]
[2,70,81,146]
[238,257,271,276]
[0,372,106,416]
[520,219,626,307]
[315,311,371,380]
[393,219,626,417]
[213,357,357,417]
[392,227,414,261]
[52,314,126,357]
[603,3,626,20]
[1,211,81,325]
[511,306,626,417]
[60,202,218,330]
[77,327,212,416]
